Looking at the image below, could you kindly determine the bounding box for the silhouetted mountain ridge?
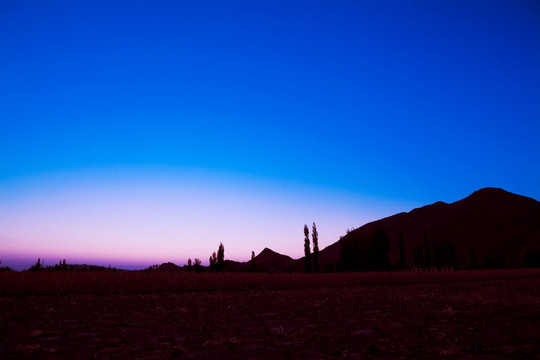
[336,187,540,270]
[154,188,539,272]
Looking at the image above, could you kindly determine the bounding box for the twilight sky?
[1,1,539,270]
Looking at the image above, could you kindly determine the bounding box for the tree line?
[0,260,12,272]
[183,242,225,273]
[26,258,118,272]
[303,222,320,273]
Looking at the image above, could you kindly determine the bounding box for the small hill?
[336,187,540,270]
[248,248,296,272]
[156,262,183,272]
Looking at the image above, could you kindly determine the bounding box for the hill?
[151,188,540,272]
[335,188,540,270]
[247,248,297,272]
[156,262,183,272]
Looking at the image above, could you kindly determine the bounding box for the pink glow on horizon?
[0,169,414,270]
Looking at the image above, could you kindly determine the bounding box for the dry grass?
[1,268,539,296]
[2,269,539,359]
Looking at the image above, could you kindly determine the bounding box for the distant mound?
[248,248,296,272]
[335,188,540,270]
[156,262,183,272]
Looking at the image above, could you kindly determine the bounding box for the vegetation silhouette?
[340,229,390,271]
[217,243,225,270]
[397,230,406,269]
[303,225,311,273]
[28,258,44,272]
[0,260,12,272]
[27,258,117,272]
[312,222,319,272]
[193,258,202,273]
[423,227,431,268]
[209,243,225,272]
[209,251,218,270]
[6,188,539,273]
[337,188,540,271]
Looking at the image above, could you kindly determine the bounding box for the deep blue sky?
[1,1,539,269]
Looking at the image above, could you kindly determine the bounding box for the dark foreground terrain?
[1,270,539,359]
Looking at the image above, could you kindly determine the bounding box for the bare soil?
[1,270,539,359]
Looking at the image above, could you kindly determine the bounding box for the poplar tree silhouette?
[304,224,311,273]
[423,227,431,268]
[312,222,319,272]
[251,251,256,272]
[217,242,225,271]
[29,258,43,272]
[209,243,225,272]
[209,252,218,271]
[398,230,406,269]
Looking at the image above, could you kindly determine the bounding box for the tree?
[398,230,406,269]
[469,245,477,269]
[0,260,12,272]
[187,258,193,272]
[251,251,256,272]
[312,222,319,272]
[369,229,390,271]
[209,243,225,272]
[304,224,311,273]
[423,227,431,268]
[194,258,202,273]
[217,243,225,271]
[434,241,457,269]
[340,232,363,271]
[29,258,43,272]
[413,244,426,267]
[209,252,218,271]
[340,229,390,271]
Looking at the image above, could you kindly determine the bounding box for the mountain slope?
[335,188,540,270]
[154,188,540,272]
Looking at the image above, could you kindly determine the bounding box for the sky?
[1,0,539,270]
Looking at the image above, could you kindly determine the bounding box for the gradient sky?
[1,1,539,270]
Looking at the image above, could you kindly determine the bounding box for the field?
[1,270,539,359]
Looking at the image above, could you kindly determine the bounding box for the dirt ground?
[1,272,539,359]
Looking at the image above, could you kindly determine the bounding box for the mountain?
[152,188,539,273]
[156,262,183,272]
[247,248,297,272]
[334,188,540,270]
